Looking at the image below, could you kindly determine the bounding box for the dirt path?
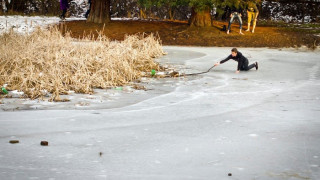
[63,20,319,48]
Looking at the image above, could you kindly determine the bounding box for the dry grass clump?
[0,27,164,101]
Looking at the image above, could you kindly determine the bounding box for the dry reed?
[0,27,165,101]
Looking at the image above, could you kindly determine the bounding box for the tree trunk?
[87,0,111,24]
[169,7,175,20]
[189,7,212,27]
[10,0,14,12]
[301,3,305,24]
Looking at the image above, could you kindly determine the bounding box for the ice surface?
[1,46,320,179]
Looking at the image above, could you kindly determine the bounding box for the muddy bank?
[63,20,320,48]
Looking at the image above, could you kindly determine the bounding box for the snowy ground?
[0,16,144,35]
[0,16,86,34]
[0,46,320,180]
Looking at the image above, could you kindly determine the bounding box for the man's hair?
[231,48,238,53]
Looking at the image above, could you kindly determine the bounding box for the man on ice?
[214,48,258,73]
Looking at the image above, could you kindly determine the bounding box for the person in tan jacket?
[246,1,259,33]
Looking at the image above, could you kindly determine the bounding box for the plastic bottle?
[151,69,156,76]
[115,87,123,90]
[1,87,8,94]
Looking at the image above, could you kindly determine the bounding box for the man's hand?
[235,70,240,73]
[214,62,220,67]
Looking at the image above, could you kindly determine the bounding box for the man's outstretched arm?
[214,55,232,66]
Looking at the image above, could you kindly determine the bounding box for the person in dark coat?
[214,48,258,73]
[85,0,92,18]
[60,0,69,20]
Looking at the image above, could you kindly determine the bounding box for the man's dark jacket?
[220,52,248,71]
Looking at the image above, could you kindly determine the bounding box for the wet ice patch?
[59,154,73,159]
[97,175,108,178]
[75,102,90,107]
[29,105,42,109]
[208,160,220,164]
[216,136,228,142]
[155,160,161,164]
[28,177,39,180]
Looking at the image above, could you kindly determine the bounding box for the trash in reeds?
[0,27,165,101]
[1,87,8,94]
[49,98,70,102]
[151,69,156,76]
[169,71,180,77]
[132,84,146,90]
[232,78,248,80]
[114,87,123,91]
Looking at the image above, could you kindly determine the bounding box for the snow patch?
[0,16,86,34]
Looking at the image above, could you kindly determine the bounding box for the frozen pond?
[0,46,320,180]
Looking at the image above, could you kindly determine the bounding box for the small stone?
[40,141,49,146]
[228,173,232,176]
[9,140,19,144]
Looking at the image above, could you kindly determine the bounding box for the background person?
[246,0,259,33]
[59,0,69,20]
[85,0,91,19]
[227,0,244,35]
